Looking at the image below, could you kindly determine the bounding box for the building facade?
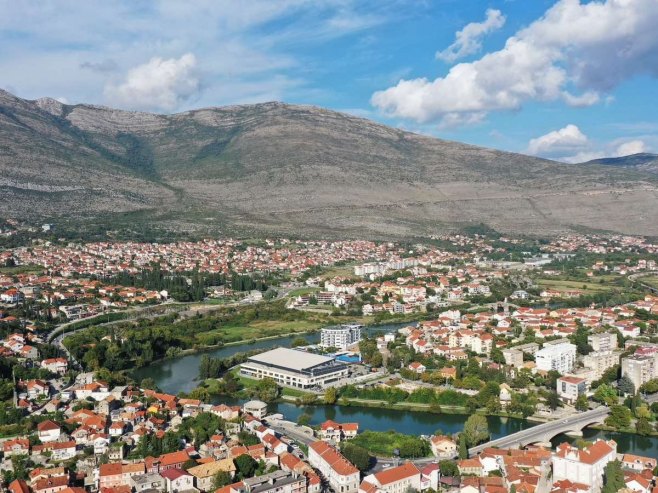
[535,342,577,374]
[320,324,362,351]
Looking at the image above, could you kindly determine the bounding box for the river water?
[134,322,658,456]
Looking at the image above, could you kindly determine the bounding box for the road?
[469,407,610,456]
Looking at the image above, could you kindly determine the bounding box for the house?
[27,379,49,399]
[187,459,236,491]
[308,441,360,493]
[621,453,657,472]
[130,473,165,493]
[20,345,39,360]
[557,376,587,404]
[407,362,426,374]
[3,437,30,457]
[45,441,77,461]
[37,420,61,442]
[457,458,484,477]
[9,480,31,493]
[158,450,190,472]
[160,468,195,493]
[41,358,68,375]
[429,435,457,459]
[33,476,69,493]
[318,420,359,443]
[360,462,421,493]
[552,440,617,491]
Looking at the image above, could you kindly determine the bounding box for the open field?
[350,430,431,458]
[286,287,321,298]
[194,320,319,345]
[536,278,616,293]
[0,264,43,275]
[643,276,658,289]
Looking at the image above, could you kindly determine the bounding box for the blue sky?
[1,0,657,162]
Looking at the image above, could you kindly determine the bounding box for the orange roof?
[309,441,358,476]
[373,462,420,486]
[159,450,189,467]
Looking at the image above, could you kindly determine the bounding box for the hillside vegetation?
[1,89,657,238]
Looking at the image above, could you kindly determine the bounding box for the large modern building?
[622,353,657,391]
[241,348,349,389]
[320,324,362,350]
[535,341,577,374]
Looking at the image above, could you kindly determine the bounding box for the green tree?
[617,376,635,396]
[602,460,625,493]
[252,378,280,403]
[545,391,561,411]
[213,471,233,489]
[458,433,468,459]
[234,454,258,479]
[574,394,589,412]
[324,387,337,405]
[463,415,489,447]
[438,460,459,476]
[291,337,308,348]
[593,384,617,406]
[605,405,631,429]
[341,443,371,472]
[636,417,652,436]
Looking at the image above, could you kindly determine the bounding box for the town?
[1,230,658,493]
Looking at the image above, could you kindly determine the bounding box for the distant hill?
[1,89,657,238]
[580,153,658,175]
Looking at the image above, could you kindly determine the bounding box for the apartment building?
[360,463,421,493]
[535,342,577,374]
[587,332,618,352]
[552,440,616,491]
[320,324,362,350]
[308,441,360,493]
[621,354,657,391]
[557,376,587,404]
[582,350,620,380]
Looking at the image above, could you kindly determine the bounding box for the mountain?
[1,89,657,238]
[580,153,658,175]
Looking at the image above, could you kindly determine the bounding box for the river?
[134,322,658,456]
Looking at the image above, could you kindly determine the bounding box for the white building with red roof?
[552,440,616,492]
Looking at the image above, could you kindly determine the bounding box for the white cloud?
[528,125,651,163]
[615,139,647,157]
[104,53,200,112]
[436,9,505,63]
[527,124,589,156]
[372,0,658,125]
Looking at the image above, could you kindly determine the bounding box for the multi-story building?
[621,354,657,391]
[308,441,360,493]
[582,351,621,380]
[552,440,616,491]
[557,376,587,404]
[535,342,577,374]
[320,324,362,350]
[587,332,618,353]
[502,348,524,368]
[240,471,306,493]
[360,463,422,493]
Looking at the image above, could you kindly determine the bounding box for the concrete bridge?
[469,407,610,456]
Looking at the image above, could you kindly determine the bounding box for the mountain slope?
[580,153,658,175]
[1,89,657,238]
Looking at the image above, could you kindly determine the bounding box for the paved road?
[469,407,609,455]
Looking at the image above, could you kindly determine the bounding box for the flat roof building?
[241,348,349,389]
[320,324,362,351]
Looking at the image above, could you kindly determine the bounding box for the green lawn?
[537,278,615,293]
[194,320,319,345]
[287,287,321,298]
[0,264,43,275]
[350,431,431,458]
[643,276,658,289]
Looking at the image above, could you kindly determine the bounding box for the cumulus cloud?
[104,53,200,112]
[527,124,589,156]
[436,9,505,63]
[615,139,647,156]
[528,125,651,163]
[372,0,658,125]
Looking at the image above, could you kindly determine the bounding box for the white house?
[552,440,616,491]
